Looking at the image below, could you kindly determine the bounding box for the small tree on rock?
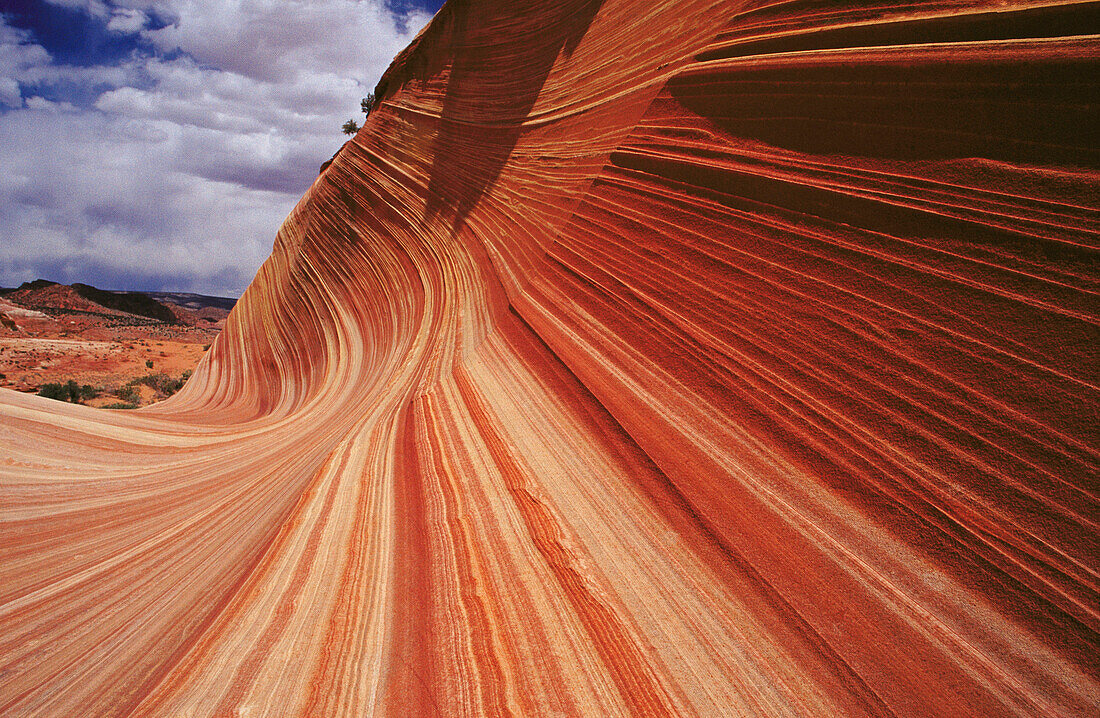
[361,93,376,116]
[342,119,360,135]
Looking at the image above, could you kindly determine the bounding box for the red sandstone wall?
[1,1,1097,715]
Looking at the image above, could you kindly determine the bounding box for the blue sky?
[0,0,444,297]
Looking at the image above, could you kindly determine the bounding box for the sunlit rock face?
[1,1,1097,715]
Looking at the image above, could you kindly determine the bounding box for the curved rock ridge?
[1,0,1098,715]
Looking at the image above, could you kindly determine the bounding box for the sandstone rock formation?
[1,0,1097,715]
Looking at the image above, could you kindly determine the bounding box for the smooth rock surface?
[1,0,1097,715]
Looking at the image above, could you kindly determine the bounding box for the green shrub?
[115,385,141,404]
[341,119,359,135]
[37,380,97,403]
[37,383,68,401]
[132,373,185,396]
[102,402,138,410]
[145,359,154,368]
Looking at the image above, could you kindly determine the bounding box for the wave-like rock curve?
[2,0,1098,715]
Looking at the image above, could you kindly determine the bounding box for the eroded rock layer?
[2,1,1098,715]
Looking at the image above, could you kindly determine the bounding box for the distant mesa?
[146,291,239,313]
[71,283,178,324]
[0,279,235,328]
[9,279,57,292]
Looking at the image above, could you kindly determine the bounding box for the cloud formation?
[0,0,434,296]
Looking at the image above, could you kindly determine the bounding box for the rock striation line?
[1,0,1097,715]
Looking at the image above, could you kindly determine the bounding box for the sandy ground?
[0,287,224,407]
[0,334,211,407]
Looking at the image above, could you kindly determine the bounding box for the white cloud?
[0,77,21,107]
[0,19,51,105]
[24,96,80,112]
[141,0,430,84]
[0,109,288,295]
[41,0,111,19]
[0,2,433,295]
[106,8,148,33]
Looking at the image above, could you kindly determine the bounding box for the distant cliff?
[1,1,1097,715]
[1,279,235,326]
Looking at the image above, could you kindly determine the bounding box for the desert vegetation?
[34,369,193,409]
[37,380,97,403]
[340,94,376,135]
